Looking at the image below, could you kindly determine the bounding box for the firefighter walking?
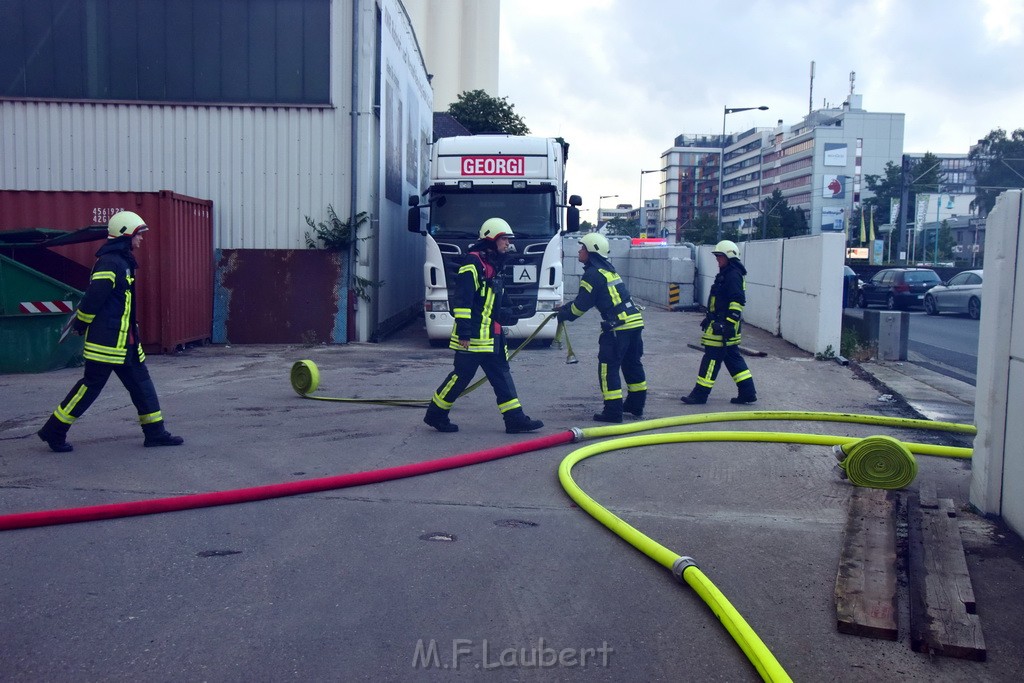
[36,211,184,452]
[681,240,757,405]
[558,233,646,423]
[423,218,544,434]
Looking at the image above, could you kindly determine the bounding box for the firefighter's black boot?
[730,378,757,405]
[37,415,73,453]
[622,391,646,418]
[142,421,185,447]
[680,388,709,405]
[504,409,543,434]
[424,403,458,433]
[593,398,624,423]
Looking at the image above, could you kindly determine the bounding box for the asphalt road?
[845,306,980,385]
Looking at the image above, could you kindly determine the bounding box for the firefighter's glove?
[556,305,572,323]
[700,315,711,331]
[71,318,88,335]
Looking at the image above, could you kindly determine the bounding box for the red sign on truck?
[460,156,525,176]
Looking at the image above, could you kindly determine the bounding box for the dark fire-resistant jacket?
[449,248,518,353]
[75,239,146,365]
[701,258,747,348]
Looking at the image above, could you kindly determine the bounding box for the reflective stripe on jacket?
[563,260,644,332]
[78,239,146,365]
[701,259,746,348]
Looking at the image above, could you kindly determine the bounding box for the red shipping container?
[0,190,213,353]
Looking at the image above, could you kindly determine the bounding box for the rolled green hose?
[835,435,917,489]
[290,360,427,407]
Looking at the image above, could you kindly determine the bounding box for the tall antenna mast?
[849,70,856,96]
[809,61,815,114]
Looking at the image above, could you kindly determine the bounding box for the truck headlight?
[425,300,450,312]
[536,301,559,311]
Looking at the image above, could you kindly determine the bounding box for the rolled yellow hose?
[835,435,917,489]
[290,360,320,395]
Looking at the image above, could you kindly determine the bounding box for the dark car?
[858,267,941,310]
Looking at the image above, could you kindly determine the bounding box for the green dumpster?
[0,254,84,373]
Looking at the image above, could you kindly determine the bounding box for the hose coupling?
[672,556,698,582]
[570,427,585,442]
[832,444,848,462]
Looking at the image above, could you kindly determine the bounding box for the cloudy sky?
[498,0,1024,216]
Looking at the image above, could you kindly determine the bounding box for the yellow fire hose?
[290,312,574,404]
[559,411,974,682]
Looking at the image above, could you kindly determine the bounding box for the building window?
[0,0,330,105]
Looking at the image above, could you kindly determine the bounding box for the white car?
[923,270,983,319]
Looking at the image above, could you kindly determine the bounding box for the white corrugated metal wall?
[0,4,354,252]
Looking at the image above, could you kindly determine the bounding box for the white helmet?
[580,233,610,257]
[712,240,740,259]
[479,217,514,240]
[107,211,148,239]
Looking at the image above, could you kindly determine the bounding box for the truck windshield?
[429,188,556,239]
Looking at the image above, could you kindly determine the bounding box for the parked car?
[842,266,861,308]
[858,267,941,310]
[923,269,983,319]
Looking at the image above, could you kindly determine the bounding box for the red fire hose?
[0,431,575,532]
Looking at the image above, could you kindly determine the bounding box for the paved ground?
[1,309,1022,681]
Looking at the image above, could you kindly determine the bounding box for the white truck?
[407,135,581,345]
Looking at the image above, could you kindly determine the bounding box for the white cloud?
[499,0,1024,212]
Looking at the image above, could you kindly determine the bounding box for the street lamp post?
[639,169,659,235]
[717,105,769,241]
[597,194,618,231]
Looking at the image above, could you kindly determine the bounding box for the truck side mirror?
[566,206,580,233]
[568,194,582,207]
[408,194,420,207]
[408,206,424,234]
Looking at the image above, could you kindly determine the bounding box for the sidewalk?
[1,308,1021,681]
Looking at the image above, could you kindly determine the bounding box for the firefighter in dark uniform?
[423,217,544,434]
[681,240,757,405]
[37,211,184,452]
[558,233,647,423]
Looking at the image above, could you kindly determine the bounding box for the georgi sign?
[461,156,525,176]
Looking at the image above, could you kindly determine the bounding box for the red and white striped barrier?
[18,300,74,314]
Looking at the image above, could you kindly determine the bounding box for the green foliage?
[840,327,875,361]
[814,344,836,361]
[304,206,381,303]
[447,89,530,136]
[304,206,369,250]
[864,152,945,227]
[604,216,641,238]
[970,128,1024,216]
[753,190,809,239]
[683,213,719,244]
[578,219,595,233]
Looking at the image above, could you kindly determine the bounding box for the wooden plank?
[908,496,986,660]
[919,481,938,509]
[940,497,958,518]
[835,488,898,640]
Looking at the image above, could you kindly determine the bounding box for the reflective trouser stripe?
[627,381,647,392]
[599,363,622,401]
[139,411,163,425]
[433,373,461,409]
[497,398,522,414]
[732,369,752,383]
[696,359,718,388]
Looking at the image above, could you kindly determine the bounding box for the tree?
[604,216,640,238]
[578,220,595,233]
[446,90,530,135]
[969,127,1024,216]
[864,152,943,227]
[757,190,808,239]
[682,214,718,245]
